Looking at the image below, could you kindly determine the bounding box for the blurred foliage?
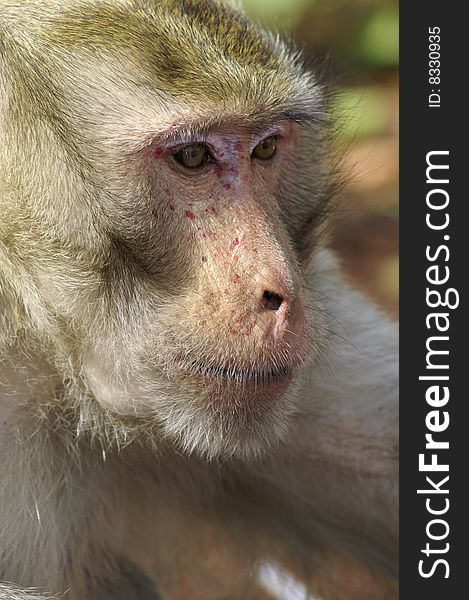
[332,87,391,138]
[357,5,399,66]
[243,0,317,28]
[244,0,398,67]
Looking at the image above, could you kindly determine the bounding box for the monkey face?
[75,121,329,459]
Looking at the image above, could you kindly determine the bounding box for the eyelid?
[170,142,214,158]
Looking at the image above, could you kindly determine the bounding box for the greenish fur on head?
[3,0,322,123]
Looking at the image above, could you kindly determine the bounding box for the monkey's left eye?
[173,144,211,169]
[252,136,277,161]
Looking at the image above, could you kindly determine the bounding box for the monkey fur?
[0,1,398,598]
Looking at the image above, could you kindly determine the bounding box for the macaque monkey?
[0,1,398,598]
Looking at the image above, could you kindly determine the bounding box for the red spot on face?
[223,183,231,190]
[233,274,241,284]
[185,210,195,219]
[235,142,243,152]
[210,207,217,214]
[231,237,240,249]
[242,330,251,337]
[169,204,175,211]
[224,288,230,295]
[229,328,237,335]
[154,147,164,157]
[201,229,216,240]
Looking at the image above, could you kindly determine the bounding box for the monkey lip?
[188,361,295,384]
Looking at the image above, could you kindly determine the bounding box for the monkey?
[0,1,398,598]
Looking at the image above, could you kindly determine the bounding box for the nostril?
[262,290,284,311]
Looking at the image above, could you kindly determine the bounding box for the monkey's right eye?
[172,144,211,170]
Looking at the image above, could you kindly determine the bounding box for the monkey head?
[0,0,334,459]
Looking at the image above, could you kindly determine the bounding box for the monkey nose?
[262,290,284,311]
[257,276,303,343]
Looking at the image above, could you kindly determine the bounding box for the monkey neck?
[0,343,91,589]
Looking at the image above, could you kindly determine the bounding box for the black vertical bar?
[400,3,466,597]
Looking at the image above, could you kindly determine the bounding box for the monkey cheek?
[82,355,147,417]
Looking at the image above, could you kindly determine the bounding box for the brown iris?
[252,136,277,161]
[173,144,210,169]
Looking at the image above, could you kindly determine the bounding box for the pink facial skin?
[145,121,305,358]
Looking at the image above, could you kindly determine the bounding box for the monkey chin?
[151,358,308,461]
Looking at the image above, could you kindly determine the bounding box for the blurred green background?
[245,0,399,317]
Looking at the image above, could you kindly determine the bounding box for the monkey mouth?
[188,361,294,384]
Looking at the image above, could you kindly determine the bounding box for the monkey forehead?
[19,0,324,124]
